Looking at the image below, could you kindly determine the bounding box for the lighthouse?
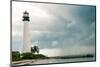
[22,11,31,53]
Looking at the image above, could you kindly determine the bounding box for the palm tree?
[31,47,35,54]
[31,46,39,54]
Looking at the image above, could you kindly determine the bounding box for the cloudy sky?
[12,1,96,57]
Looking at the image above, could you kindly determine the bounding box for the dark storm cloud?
[70,6,96,24]
[30,5,96,49]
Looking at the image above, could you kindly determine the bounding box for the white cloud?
[40,48,61,57]
[32,40,39,47]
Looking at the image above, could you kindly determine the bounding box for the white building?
[22,11,31,53]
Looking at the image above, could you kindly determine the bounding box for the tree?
[31,46,39,54]
[31,47,35,53]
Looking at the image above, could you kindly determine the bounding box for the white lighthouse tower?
[22,11,31,53]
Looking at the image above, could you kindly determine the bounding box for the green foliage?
[31,47,35,53]
[34,54,48,59]
[21,52,34,59]
[21,53,48,59]
[12,51,21,61]
[12,46,48,61]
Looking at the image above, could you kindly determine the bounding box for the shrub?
[21,52,34,59]
[34,54,48,59]
[12,51,48,61]
[12,51,21,61]
[21,53,48,59]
